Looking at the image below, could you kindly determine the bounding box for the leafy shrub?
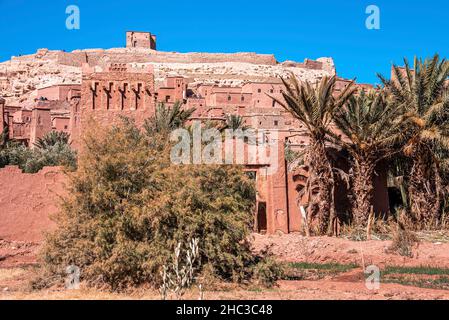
[0,134,77,173]
[24,143,77,173]
[37,118,279,290]
[252,255,284,288]
[0,142,32,168]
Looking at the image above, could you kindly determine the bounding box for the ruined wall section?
[77,49,278,66]
[0,166,65,242]
[56,51,88,67]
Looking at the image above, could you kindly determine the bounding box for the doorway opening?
[257,202,267,234]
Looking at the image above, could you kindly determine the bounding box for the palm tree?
[221,114,249,131]
[34,131,70,149]
[144,101,195,135]
[379,55,449,227]
[328,91,405,227]
[271,74,355,234]
[0,127,8,148]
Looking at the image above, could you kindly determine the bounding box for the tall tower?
[75,63,156,148]
[126,31,157,50]
[29,105,52,148]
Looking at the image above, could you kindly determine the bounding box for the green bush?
[0,142,32,168]
[23,143,77,173]
[38,118,280,290]
[0,136,77,173]
[252,256,285,288]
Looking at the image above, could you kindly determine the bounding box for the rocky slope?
[0,47,335,106]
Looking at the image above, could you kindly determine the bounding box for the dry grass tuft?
[388,222,420,257]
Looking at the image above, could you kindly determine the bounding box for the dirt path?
[0,239,40,269]
[1,274,448,300]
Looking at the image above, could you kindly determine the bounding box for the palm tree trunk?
[352,157,375,228]
[409,148,440,228]
[307,139,335,235]
[433,161,442,226]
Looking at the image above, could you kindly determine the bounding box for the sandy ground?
[251,233,449,268]
[1,233,449,300]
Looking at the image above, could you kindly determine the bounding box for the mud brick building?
[0,32,388,236]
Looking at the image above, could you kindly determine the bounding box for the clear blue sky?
[1,0,448,84]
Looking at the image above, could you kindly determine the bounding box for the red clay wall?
[49,49,277,67]
[0,166,65,242]
[37,85,81,101]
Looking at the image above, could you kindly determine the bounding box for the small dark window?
[228,95,231,101]
[241,96,245,101]
[272,100,276,107]
[64,125,68,130]
[258,89,262,93]
[270,89,274,93]
[274,120,279,126]
[166,95,170,102]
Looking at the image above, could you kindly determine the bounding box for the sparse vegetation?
[251,254,284,287]
[382,265,449,290]
[388,223,420,257]
[0,132,77,173]
[383,265,449,275]
[284,262,358,280]
[289,262,358,273]
[385,276,449,291]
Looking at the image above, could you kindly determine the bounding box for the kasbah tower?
[0,31,389,236]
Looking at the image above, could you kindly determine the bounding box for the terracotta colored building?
[126,31,157,50]
[0,32,392,235]
[155,76,187,105]
[37,84,81,102]
[0,83,80,147]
